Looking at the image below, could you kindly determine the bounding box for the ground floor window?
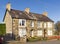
[37,30,42,36]
[47,29,52,36]
[19,29,26,37]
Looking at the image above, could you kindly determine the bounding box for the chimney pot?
[25,8,30,14]
[6,2,11,11]
[43,12,48,16]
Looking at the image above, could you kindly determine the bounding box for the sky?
[0,0,60,23]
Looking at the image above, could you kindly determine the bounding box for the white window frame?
[47,29,52,36]
[31,21,34,27]
[40,22,43,28]
[44,23,47,28]
[37,21,40,28]
[19,19,26,27]
[47,22,52,28]
[37,30,42,36]
[37,21,42,28]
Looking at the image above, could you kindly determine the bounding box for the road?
[27,40,60,44]
[6,40,60,44]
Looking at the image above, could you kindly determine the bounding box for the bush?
[0,23,6,36]
[27,37,44,42]
[43,37,47,40]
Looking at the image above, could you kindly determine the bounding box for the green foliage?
[0,23,6,36]
[27,37,47,42]
[55,21,60,35]
[55,21,60,31]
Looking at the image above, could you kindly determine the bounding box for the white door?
[19,29,26,37]
[30,30,34,37]
[31,31,34,37]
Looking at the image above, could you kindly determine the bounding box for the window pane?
[37,30,42,36]
[40,22,42,28]
[19,19,26,26]
[19,20,22,26]
[31,21,34,27]
[44,23,46,28]
[48,30,52,36]
[22,20,25,26]
[48,22,52,28]
[37,21,40,27]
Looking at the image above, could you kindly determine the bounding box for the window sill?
[18,26,26,27]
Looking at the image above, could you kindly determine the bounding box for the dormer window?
[19,19,26,27]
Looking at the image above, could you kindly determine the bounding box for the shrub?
[0,23,6,36]
[27,37,44,42]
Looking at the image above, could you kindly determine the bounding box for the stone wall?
[4,11,12,34]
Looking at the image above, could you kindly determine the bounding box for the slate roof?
[8,9,53,22]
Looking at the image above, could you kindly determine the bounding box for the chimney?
[6,2,11,11]
[43,12,48,16]
[25,8,30,14]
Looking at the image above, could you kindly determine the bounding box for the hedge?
[0,23,6,36]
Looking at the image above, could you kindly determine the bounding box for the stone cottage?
[3,3,54,42]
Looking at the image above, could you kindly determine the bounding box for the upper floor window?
[44,23,47,28]
[19,19,26,27]
[37,21,43,28]
[37,21,40,27]
[40,22,43,28]
[47,22,52,28]
[30,21,34,27]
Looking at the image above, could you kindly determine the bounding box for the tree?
[55,21,60,39]
[0,23,6,36]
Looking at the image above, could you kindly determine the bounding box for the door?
[30,30,34,37]
[19,29,26,37]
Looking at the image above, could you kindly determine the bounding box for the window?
[19,29,26,37]
[47,22,52,28]
[22,20,25,26]
[19,19,26,27]
[31,21,34,27]
[37,30,42,36]
[40,22,42,28]
[37,21,40,27]
[37,21,43,28]
[47,29,52,36]
[44,23,47,28]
